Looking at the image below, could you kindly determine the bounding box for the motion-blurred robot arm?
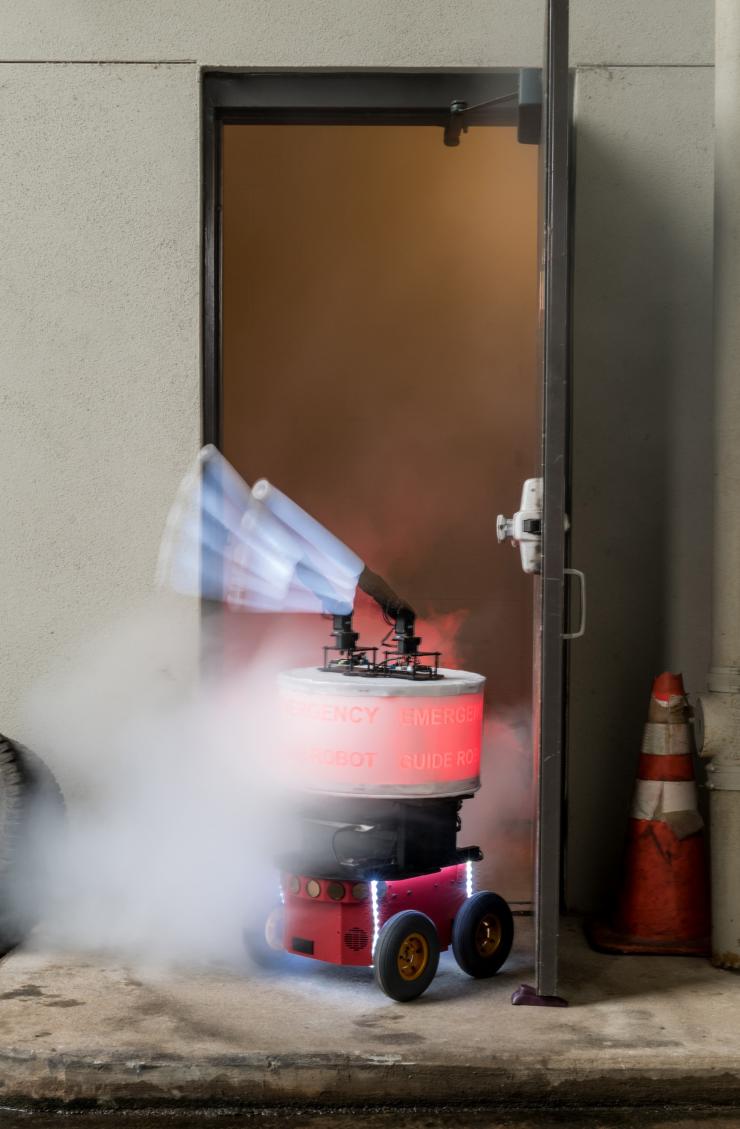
[158,445,414,625]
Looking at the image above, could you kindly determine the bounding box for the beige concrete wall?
[0,62,201,729]
[568,65,715,909]
[0,0,713,66]
[0,2,716,910]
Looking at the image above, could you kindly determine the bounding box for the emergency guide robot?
[159,447,514,1002]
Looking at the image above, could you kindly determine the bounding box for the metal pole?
[696,0,740,970]
[535,0,570,999]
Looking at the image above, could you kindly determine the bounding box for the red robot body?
[251,863,514,1002]
[277,864,468,966]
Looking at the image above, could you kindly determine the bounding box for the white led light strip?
[370,879,380,956]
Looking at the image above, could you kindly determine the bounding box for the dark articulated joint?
[322,568,440,679]
[392,607,422,656]
[330,613,359,654]
[357,565,415,621]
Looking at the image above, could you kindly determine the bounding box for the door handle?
[563,568,586,640]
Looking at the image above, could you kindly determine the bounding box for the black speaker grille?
[344,927,369,951]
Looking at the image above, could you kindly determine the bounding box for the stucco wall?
[0,2,716,910]
[568,65,715,909]
[0,0,714,66]
[0,62,201,733]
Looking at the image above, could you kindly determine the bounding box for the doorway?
[209,76,541,907]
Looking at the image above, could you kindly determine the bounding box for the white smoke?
[460,706,534,903]
[9,443,534,965]
[18,595,312,967]
[12,451,369,968]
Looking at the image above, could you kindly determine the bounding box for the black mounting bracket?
[443,70,542,149]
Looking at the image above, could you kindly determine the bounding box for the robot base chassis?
[246,862,514,1002]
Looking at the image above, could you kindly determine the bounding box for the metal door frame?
[201,61,573,995]
[535,0,572,998]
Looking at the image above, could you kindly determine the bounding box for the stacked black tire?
[0,736,64,956]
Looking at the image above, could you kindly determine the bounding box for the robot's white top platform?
[278,667,485,698]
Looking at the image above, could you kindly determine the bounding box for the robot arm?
[357,565,414,620]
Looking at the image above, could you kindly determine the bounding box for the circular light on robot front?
[351,883,369,901]
[327,881,345,901]
[288,876,301,895]
[306,879,321,898]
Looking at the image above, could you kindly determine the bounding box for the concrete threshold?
[0,919,738,1110]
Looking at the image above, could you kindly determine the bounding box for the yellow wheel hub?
[397,932,430,981]
[475,913,502,957]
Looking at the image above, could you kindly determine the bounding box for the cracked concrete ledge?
[0,920,738,1110]
[0,1055,739,1110]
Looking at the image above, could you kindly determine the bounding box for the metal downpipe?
[696,0,740,970]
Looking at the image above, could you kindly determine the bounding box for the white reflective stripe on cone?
[641,724,690,756]
[632,779,663,820]
[631,779,698,820]
[663,780,698,813]
[651,695,686,710]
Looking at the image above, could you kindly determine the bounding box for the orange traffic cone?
[588,673,710,956]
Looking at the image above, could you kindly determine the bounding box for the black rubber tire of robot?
[452,889,514,978]
[373,909,440,1002]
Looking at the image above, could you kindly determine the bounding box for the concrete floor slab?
[0,919,738,1109]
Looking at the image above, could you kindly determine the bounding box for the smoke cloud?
[12,600,532,968]
[18,595,313,968]
[461,705,534,903]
